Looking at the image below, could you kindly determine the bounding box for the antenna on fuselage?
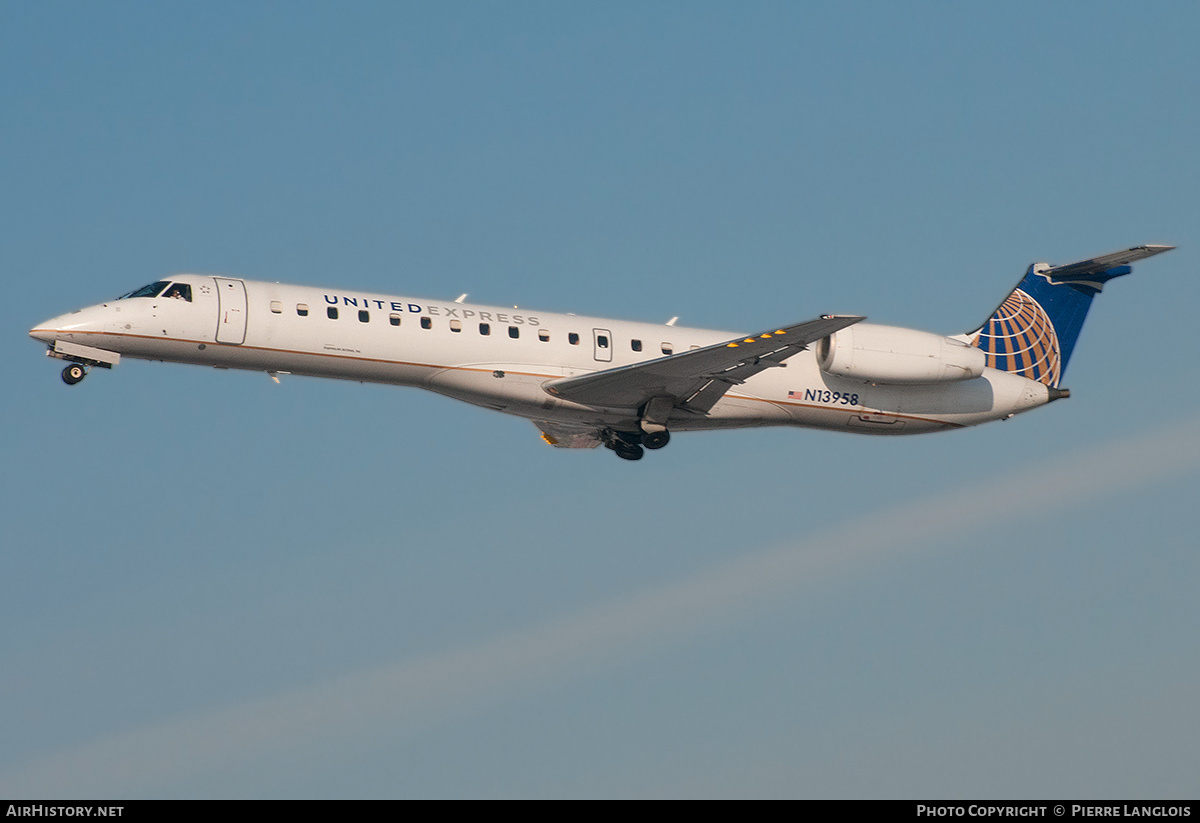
[455,294,468,303]
[666,317,678,326]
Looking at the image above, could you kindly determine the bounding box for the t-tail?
[969,244,1174,388]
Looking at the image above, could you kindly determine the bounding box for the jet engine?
[816,324,986,384]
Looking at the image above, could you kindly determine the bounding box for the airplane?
[30,244,1173,460]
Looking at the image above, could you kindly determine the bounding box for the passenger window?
[508,326,519,339]
[270,300,283,314]
[450,320,462,332]
[358,310,370,323]
[420,317,432,330]
[538,330,550,342]
[631,339,642,352]
[389,313,401,326]
[480,323,490,335]
[568,333,580,345]
[597,335,609,348]
[327,307,339,320]
[162,283,192,302]
[661,343,673,355]
[297,304,309,316]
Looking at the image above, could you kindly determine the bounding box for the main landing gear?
[603,429,672,461]
[641,430,670,450]
[604,396,678,460]
[615,395,673,460]
[614,441,644,461]
[61,363,88,385]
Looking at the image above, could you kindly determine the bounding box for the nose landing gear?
[61,363,88,385]
[45,341,117,385]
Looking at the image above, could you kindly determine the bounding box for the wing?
[543,315,864,412]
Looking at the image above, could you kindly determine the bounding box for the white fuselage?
[30,274,1054,439]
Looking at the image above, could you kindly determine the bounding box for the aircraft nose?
[30,307,100,343]
[29,316,65,344]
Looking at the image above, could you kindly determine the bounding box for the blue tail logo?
[969,245,1173,388]
[972,280,1064,386]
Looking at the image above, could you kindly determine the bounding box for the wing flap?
[543,314,864,411]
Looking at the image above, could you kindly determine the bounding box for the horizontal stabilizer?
[1046,244,1174,281]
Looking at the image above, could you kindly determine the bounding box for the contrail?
[5,417,1199,796]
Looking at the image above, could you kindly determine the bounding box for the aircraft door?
[214,277,248,344]
[593,329,612,362]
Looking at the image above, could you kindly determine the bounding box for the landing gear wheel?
[614,443,644,461]
[641,430,670,450]
[61,364,87,385]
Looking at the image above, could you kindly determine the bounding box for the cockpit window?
[162,283,192,302]
[121,281,170,299]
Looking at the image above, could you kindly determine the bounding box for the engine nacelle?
[817,323,986,384]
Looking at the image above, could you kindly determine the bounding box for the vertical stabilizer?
[970,245,1173,387]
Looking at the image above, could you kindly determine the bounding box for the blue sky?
[3,2,1198,798]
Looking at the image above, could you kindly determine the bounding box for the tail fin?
[969,244,1173,387]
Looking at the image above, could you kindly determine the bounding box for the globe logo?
[972,289,1061,386]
